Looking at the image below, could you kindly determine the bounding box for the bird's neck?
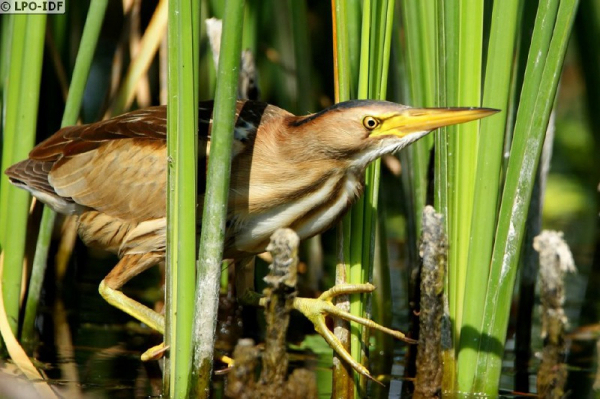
[348,131,431,171]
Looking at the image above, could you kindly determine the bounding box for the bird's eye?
[363,116,380,130]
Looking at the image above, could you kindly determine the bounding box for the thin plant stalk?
[21,210,55,348]
[289,0,312,113]
[440,0,460,352]
[349,0,396,394]
[346,0,362,92]
[332,0,355,396]
[0,16,13,127]
[332,0,354,102]
[434,1,447,219]
[271,1,296,111]
[348,1,370,390]
[435,3,456,391]
[242,0,258,55]
[368,3,395,391]
[189,0,244,396]
[399,0,437,244]
[289,0,326,300]
[397,12,437,381]
[165,0,200,396]
[21,0,109,347]
[347,1,370,392]
[107,0,167,116]
[396,4,438,393]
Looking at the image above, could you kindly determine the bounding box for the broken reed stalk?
[226,228,316,399]
[534,230,576,398]
[414,205,447,399]
[259,228,300,389]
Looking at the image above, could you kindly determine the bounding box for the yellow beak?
[372,107,499,137]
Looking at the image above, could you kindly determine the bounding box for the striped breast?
[226,169,363,255]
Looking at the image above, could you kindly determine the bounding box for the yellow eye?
[363,116,380,130]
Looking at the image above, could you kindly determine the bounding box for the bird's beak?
[372,107,499,137]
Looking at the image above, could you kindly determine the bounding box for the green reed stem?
[0,15,46,337]
[165,0,200,396]
[190,0,244,396]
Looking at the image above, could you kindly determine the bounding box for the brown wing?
[50,138,167,221]
[5,106,173,221]
[49,106,172,222]
[5,100,273,223]
[29,106,168,162]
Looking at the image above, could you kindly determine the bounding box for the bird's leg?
[98,253,166,359]
[258,283,416,379]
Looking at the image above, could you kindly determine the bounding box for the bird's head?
[290,100,498,169]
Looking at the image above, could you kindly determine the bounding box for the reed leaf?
[456,0,520,390]
[449,0,484,351]
[472,0,579,393]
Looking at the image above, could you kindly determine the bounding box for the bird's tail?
[5,159,82,215]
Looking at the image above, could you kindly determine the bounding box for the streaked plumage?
[5,99,496,376]
[8,100,486,259]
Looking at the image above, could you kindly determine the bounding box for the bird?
[5,99,496,378]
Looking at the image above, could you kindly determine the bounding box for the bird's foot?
[289,283,416,380]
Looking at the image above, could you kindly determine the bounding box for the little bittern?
[5,100,495,377]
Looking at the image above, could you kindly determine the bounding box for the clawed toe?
[292,283,415,380]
